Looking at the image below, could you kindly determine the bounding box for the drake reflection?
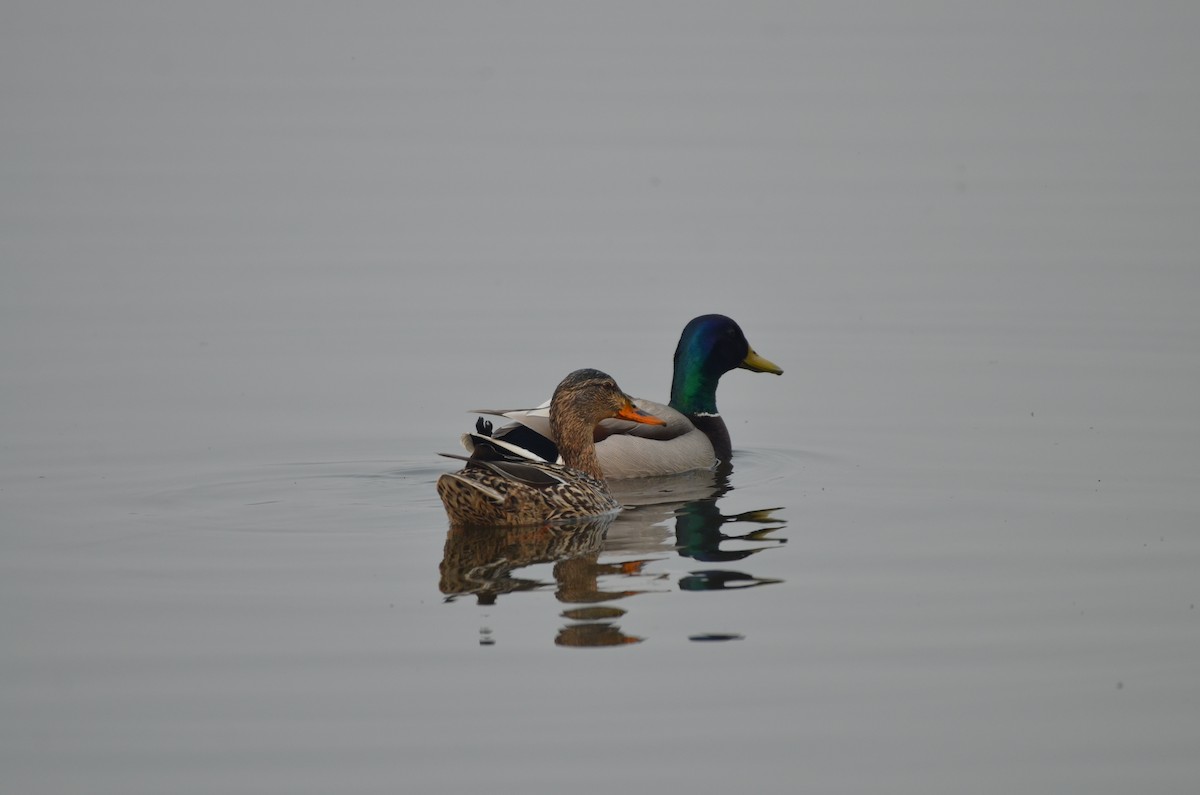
[608,467,786,588]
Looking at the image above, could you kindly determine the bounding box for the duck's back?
[436,464,621,527]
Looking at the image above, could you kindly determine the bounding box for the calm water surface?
[3,4,1199,794]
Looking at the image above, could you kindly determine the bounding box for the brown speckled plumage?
[437,369,663,527]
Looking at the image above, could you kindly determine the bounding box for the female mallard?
[475,315,782,478]
[437,368,666,527]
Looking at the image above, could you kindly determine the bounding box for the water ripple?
[142,459,448,534]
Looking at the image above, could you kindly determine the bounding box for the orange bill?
[616,399,666,426]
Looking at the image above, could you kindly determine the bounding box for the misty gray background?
[3,3,1199,794]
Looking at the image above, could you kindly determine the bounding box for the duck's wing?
[440,436,572,488]
[459,431,549,462]
[591,423,718,478]
[467,457,572,488]
[594,398,695,442]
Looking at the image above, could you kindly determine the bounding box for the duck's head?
[676,314,784,377]
[551,368,667,428]
[671,315,782,414]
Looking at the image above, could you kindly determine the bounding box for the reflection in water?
[674,501,786,563]
[438,467,787,646]
[556,622,641,647]
[615,467,786,582]
[679,570,781,591]
[552,556,657,604]
[561,606,626,621]
[557,606,639,647]
[439,516,611,605]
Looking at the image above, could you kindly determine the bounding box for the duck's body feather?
[437,449,622,527]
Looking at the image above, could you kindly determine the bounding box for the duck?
[473,315,782,478]
[437,368,666,527]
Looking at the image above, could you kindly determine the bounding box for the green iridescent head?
[668,315,782,416]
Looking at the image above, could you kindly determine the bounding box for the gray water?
[3,3,1199,794]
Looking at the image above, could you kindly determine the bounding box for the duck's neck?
[550,409,604,480]
[670,357,733,462]
[669,357,720,417]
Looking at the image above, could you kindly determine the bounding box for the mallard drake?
[474,315,782,478]
[437,368,666,527]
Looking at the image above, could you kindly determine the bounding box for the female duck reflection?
[438,469,786,646]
